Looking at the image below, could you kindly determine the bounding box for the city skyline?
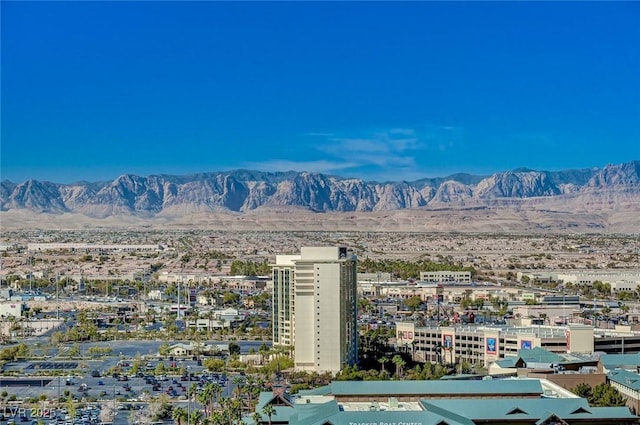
[2,1,639,183]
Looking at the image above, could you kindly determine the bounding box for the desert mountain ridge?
[1,161,639,233]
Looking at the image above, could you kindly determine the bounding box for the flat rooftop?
[340,400,423,412]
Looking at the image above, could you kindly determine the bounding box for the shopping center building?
[397,322,640,368]
[247,378,638,424]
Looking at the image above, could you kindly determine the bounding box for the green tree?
[223,291,240,306]
[228,341,241,356]
[158,343,170,356]
[171,406,187,425]
[67,343,80,357]
[203,358,225,372]
[573,383,593,400]
[358,298,372,314]
[155,362,166,375]
[377,356,390,374]
[591,383,628,407]
[404,296,422,312]
[262,404,276,425]
[252,411,263,425]
[189,410,203,425]
[392,355,406,379]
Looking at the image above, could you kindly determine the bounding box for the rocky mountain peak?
[1,161,638,217]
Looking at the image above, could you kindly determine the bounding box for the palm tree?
[262,404,276,425]
[172,406,188,425]
[211,381,223,407]
[198,381,221,416]
[208,411,225,425]
[196,383,211,416]
[244,375,262,408]
[252,411,263,425]
[258,343,270,365]
[207,310,215,337]
[228,398,243,423]
[378,356,389,373]
[232,375,245,399]
[392,355,406,379]
[189,410,203,425]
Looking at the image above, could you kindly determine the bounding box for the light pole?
[56,275,60,320]
[178,277,182,319]
[187,381,191,425]
[29,256,33,293]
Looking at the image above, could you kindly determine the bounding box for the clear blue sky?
[2,1,639,183]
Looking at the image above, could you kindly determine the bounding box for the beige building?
[272,247,358,374]
[397,322,595,367]
[517,270,640,293]
[420,270,472,283]
[0,302,23,318]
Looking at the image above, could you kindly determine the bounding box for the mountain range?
[1,161,639,233]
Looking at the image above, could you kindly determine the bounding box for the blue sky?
[2,1,639,184]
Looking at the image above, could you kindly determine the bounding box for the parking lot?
[0,360,235,405]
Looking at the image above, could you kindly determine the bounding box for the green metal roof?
[494,358,518,368]
[601,353,640,370]
[300,378,543,396]
[252,377,639,424]
[422,398,637,421]
[609,369,640,390]
[251,392,296,423]
[268,395,638,425]
[288,399,341,425]
[518,346,564,364]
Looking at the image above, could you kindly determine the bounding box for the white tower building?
[272,247,358,374]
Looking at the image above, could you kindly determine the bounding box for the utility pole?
[29,256,33,293]
[187,382,191,425]
[56,275,60,320]
[178,276,182,319]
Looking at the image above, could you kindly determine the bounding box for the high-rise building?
[272,247,358,374]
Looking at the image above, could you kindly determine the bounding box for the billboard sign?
[443,334,453,349]
[486,337,497,354]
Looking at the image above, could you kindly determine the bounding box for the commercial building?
[0,301,24,318]
[420,270,472,283]
[248,378,638,424]
[597,354,640,415]
[272,247,358,374]
[398,321,640,368]
[356,280,525,304]
[397,322,596,367]
[517,270,640,294]
[185,307,243,331]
